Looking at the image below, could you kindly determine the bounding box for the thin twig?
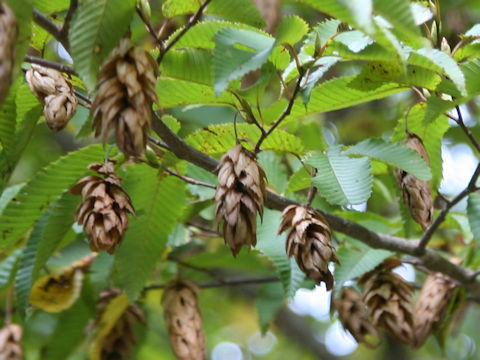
[305,183,317,208]
[186,221,221,236]
[33,9,69,51]
[416,163,480,254]
[254,72,304,153]
[165,168,216,189]
[24,55,77,75]
[147,134,171,151]
[58,0,78,49]
[156,0,212,64]
[169,258,224,280]
[144,275,280,291]
[136,7,164,52]
[452,106,480,154]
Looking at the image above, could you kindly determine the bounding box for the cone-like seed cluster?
[360,260,414,344]
[26,64,78,131]
[162,279,206,360]
[70,162,135,254]
[413,272,456,348]
[215,144,266,256]
[94,289,146,359]
[0,324,23,360]
[279,205,339,290]
[394,132,433,230]
[0,2,17,106]
[91,39,159,158]
[333,287,379,348]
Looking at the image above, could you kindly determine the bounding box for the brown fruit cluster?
[279,205,339,290]
[26,64,78,131]
[91,39,159,158]
[215,144,266,256]
[70,162,135,254]
[360,259,414,344]
[0,2,17,106]
[92,289,146,359]
[0,324,23,360]
[413,272,456,348]
[162,279,205,360]
[394,132,433,230]
[333,287,379,348]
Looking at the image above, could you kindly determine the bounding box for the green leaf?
[345,138,432,181]
[5,0,33,79]
[0,144,108,248]
[276,16,309,45]
[301,56,341,107]
[34,0,69,13]
[256,282,284,334]
[213,27,275,95]
[69,0,136,89]
[161,0,197,17]
[468,193,480,243]
[160,48,213,85]
[186,123,304,156]
[0,81,19,164]
[15,212,49,315]
[285,167,310,194]
[258,152,288,194]
[157,77,236,108]
[207,0,265,28]
[416,48,467,96]
[290,75,406,119]
[307,146,372,206]
[373,0,420,46]
[113,166,186,301]
[43,297,94,360]
[256,209,305,297]
[0,249,22,290]
[334,246,393,292]
[32,191,78,281]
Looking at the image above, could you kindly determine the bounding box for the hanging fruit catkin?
[26,64,78,131]
[162,279,206,360]
[332,287,380,348]
[70,162,135,254]
[394,132,433,230]
[215,144,266,256]
[0,324,23,360]
[413,272,457,348]
[91,39,159,158]
[278,205,339,290]
[0,2,17,106]
[89,289,146,360]
[359,259,414,344]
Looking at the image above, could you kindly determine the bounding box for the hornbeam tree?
[1,0,480,359]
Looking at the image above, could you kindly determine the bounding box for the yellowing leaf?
[89,293,129,360]
[29,268,83,313]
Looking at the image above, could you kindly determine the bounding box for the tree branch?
[24,55,77,75]
[151,113,480,296]
[452,106,480,154]
[33,9,70,51]
[143,275,280,291]
[156,0,212,64]
[416,162,480,253]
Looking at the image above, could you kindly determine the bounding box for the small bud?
[441,37,451,54]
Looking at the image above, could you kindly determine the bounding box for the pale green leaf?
[307,146,372,206]
[468,193,480,243]
[290,75,406,120]
[0,145,108,248]
[258,152,288,194]
[276,16,309,45]
[0,249,22,290]
[256,282,284,334]
[301,56,341,107]
[410,3,433,26]
[285,167,310,194]
[186,123,304,156]
[34,0,69,13]
[69,0,136,89]
[114,166,186,301]
[161,48,213,85]
[162,0,197,17]
[207,0,265,28]
[334,246,393,292]
[213,27,275,95]
[256,209,305,297]
[345,138,432,180]
[335,31,374,53]
[157,78,236,109]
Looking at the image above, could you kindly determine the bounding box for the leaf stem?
[165,168,216,189]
